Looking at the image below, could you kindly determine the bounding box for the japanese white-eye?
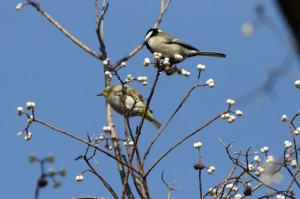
[98,85,162,129]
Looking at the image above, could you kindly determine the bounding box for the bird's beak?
[96,93,103,97]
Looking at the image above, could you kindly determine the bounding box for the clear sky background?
[1,0,300,198]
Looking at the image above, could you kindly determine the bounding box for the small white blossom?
[174,54,183,61]
[99,134,105,140]
[121,62,126,67]
[142,81,148,86]
[221,114,226,119]
[24,135,31,141]
[261,146,269,153]
[208,188,216,196]
[181,70,187,76]
[17,106,23,115]
[27,132,33,139]
[209,166,215,171]
[226,99,235,106]
[143,58,151,66]
[76,175,84,181]
[248,164,254,171]
[290,160,297,169]
[281,114,288,122]
[226,184,233,189]
[284,140,292,148]
[207,168,213,174]
[17,131,23,136]
[16,3,23,10]
[163,58,170,66]
[241,22,255,37]
[232,185,238,192]
[294,130,300,135]
[127,74,133,79]
[294,80,300,88]
[254,155,260,163]
[257,166,265,173]
[197,64,206,71]
[277,194,285,199]
[128,141,134,146]
[108,146,112,150]
[26,102,35,110]
[102,126,110,132]
[193,142,202,148]
[254,171,261,177]
[28,115,34,123]
[235,110,243,116]
[224,113,230,118]
[206,78,214,84]
[235,194,242,199]
[102,60,108,66]
[104,71,111,75]
[266,156,275,164]
[137,76,147,82]
[227,118,233,123]
[153,52,162,60]
[285,154,292,162]
[208,82,214,88]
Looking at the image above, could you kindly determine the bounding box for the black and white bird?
[144,28,226,65]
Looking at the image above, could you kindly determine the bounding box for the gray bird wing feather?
[167,39,199,51]
[162,33,199,51]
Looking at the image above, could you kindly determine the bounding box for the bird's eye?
[105,87,109,91]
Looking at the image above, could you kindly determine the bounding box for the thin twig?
[27,0,102,60]
[143,83,201,161]
[33,119,140,174]
[145,113,222,177]
[111,0,172,69]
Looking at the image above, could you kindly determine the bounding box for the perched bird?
[144,28,226,64]
[98,85,162,129]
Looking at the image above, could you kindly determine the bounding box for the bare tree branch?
[26,0,102,60]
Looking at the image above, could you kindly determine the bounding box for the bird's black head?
[144,28,160,42]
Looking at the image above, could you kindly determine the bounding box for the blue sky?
[2,0,300,198]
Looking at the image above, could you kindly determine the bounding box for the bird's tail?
[151,118,162,129]
[195,51,226,58]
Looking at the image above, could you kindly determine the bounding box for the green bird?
[98,85,162,129]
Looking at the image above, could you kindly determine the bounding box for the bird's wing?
[127,87,144,101]
[167,38,199,51]
[162,32,199,51]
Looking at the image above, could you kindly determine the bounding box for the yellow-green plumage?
[99,85,161,129]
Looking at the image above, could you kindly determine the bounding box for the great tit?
[98,85,162,129]
[144,28,226,64]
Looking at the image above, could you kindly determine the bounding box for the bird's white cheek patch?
[145,31,153,41]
